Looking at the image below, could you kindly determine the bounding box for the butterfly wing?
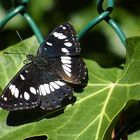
[38,22,87,84]
[0,62,73,111]
[47,57,86,84]
[36,68,73,110]
[37,22,80,57]
[0,64,40,110]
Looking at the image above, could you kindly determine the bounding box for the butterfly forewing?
[0,64,40,110]
[37,22,80,57]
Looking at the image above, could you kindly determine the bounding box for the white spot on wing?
[55,81,65,86]
[4,97,7,101]
[58,35,67,39]
[9,84,19,98]
[44,84,50,94]
[24,92,30,100]
[39,85,46,96]
[49,84,55,92]
[20,94,22,98]
[64,42,72,47]
[64,64,71,68]
[64,70,71,77]
[61,56,71,64]
[25,70,28,73]
[9,84,15,95]
[62,26,66,30]
[53,32,62,37]
[61,56,71,60]
[50,82,60,89]
[62,64,71,72]
[30,87,36,94]
[20,74,25,80]
[14,88,19,98]
[46,42,52,46]
[61,48,69,53]
[53,32,67,39]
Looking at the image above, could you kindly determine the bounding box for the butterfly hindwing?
[38,80,73,110]
[47,56,86,84]
[37,22,80,58]
[35,64,73,110]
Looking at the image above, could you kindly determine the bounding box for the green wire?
[0,0,44,44]
[0,0,126,46]
[23,13,44,44]
[0,5,24,29]
[78,0,126,46]
[78,10,111,40]
[97,0,126,45]
[107,19,126,45]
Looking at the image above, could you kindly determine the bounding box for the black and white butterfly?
[0,22,87,111]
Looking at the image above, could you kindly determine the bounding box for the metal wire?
[0,0,126,46]
[0,0,43,44]
[97,0,126,45]
[78,0,126,46]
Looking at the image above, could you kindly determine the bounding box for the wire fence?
[0,0,126,46]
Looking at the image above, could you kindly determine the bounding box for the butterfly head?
[23,54,36,64]
[26,54,35,61]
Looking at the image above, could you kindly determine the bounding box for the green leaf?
[0,36,39,88]
[0,36,140,140]
[128,131,140,140]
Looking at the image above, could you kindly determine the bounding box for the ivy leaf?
[0,36,140,140]
[129,131,140,140]
[0,36,39,88]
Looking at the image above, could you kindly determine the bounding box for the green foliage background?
[0,0,140,139]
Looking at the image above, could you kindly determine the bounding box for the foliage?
[0,36,140,139]
[0,0,140,139]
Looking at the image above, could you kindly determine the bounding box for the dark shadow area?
[0,0,94,50]
[117,0,140,16]
[6,96,76,126]
[0,0,12,11]
[24,135,47,140]
[80,31,125,68]
[112,101,140,140]
[54,0,93,16]
[0,27,33,50]
[126,102,140,135]
[42,0,94,26]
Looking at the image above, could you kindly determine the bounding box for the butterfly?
[0,22,87,111]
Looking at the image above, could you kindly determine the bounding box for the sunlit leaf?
[0,36,140,140]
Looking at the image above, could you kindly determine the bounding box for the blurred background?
[0,0,140,67]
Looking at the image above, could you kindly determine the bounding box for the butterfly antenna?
[16,30,23,41]
[3,52,27,55]
[3,31,29,56]
[16,31,30,55]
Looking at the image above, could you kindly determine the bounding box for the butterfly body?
[0,23,86,111]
